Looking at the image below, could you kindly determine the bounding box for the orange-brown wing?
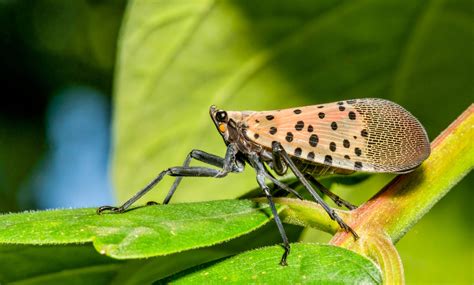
[244,98,430,173]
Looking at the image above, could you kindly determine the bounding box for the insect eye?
[216,111,228,122]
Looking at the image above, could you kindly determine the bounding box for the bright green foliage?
[0,200,274,258]
[167,243,382,284]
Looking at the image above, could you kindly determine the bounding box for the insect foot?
[335,198,357,211]
[326,208,359,240]
[96,206,124,215]
[279,244,291,266]
[335,217,359,240]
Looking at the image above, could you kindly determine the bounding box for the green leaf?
[166,243,382,284]
[0,245,122,284]
[0,224,303,285]
[112,223,303,284]
[0,200,275,259]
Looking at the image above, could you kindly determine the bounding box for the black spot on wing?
[324,155,332,165]
[309,134,318,147]
[355,147,362,156]
[348,111,356,120]
[343,139,350,148]
[295,121,304,131]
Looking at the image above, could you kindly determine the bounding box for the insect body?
[98,98,430,266]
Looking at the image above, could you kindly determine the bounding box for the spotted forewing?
[240,98,430,173]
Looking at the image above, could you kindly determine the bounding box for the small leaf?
[0,200,274,259]
[166,243,382,284]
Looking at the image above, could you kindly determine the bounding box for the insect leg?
[164,144,242,204]
[271,142,359,240]
[97,166,231,214]
[305,175,357,210]
[260,163,301,199]
[271,145,287,175]
[262,171,303,200]
[251,156,290,266]
[97,147,240,215]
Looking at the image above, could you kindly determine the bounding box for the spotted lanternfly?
[98,98,430,266]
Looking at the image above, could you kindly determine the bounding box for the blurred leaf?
[165,243,382,284]
[396,173,474,284]
[113,0,472,205]
[0,245,121,284]
[0,121,46,211]
[0,200,275,259]
[24,0,126,72]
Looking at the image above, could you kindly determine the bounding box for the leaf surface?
[0,200,274,259]
[0,245,121,285]
[167,243,382,284]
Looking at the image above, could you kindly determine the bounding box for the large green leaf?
[113,0,472,206]
[166,243,382,284]
[0,200,275,259]
[0,245,121,285]
[0,224,302,284]
[111,223,302,284]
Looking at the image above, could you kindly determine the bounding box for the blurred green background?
[0,0,472,283]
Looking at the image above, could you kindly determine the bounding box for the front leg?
[163,143,243,204]
[97,144,242,214]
